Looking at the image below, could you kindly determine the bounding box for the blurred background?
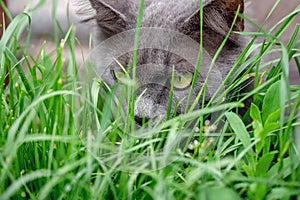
[3,0,300,84]
[246,0,300,84]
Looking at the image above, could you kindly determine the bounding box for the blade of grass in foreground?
[128,0,145,132]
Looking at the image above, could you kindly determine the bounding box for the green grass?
[1,1,300,199]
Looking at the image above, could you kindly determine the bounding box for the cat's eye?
[172,72,193,89]
[113,69,126,81]
[112,68,136,86]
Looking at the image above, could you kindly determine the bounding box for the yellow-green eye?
[112,68,136,86]
[113,69,126,80]
[173,72,193,89]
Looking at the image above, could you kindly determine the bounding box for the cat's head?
[85,0,245,126]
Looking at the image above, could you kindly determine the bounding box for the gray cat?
[84,0,247,126]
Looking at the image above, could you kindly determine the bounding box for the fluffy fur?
[79,0,247,125]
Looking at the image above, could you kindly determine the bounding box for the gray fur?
[84,0,246,125]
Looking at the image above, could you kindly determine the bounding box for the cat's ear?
[183,0,244,39]
[89,0,135,36]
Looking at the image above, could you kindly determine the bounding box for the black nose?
[134,116,150,126]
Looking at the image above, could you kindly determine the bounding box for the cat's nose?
[133,97,164,126]
[133,90,167,126]
[133,84,180,126]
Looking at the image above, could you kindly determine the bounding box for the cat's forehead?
[141,1,198,27]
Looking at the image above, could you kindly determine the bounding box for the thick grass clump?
[0,1,300,199]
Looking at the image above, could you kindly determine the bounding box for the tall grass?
[0,0,300,199]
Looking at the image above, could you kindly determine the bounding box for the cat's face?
[86,0,245,126]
